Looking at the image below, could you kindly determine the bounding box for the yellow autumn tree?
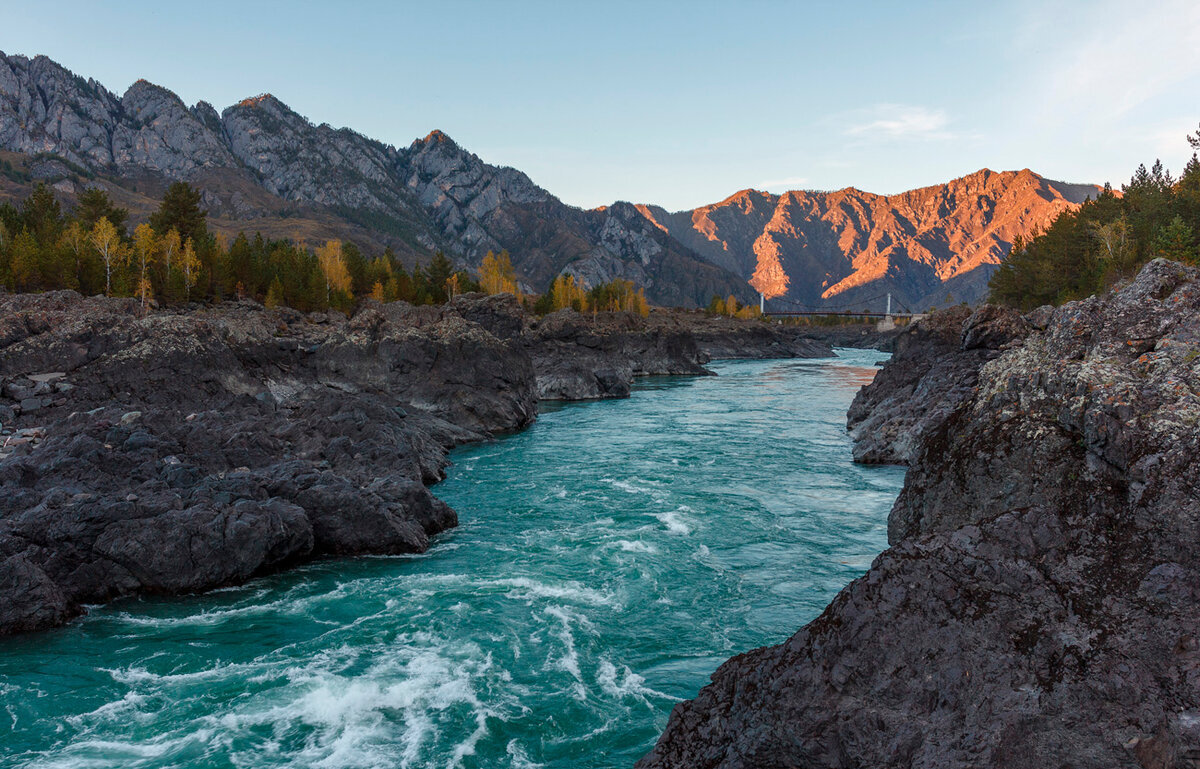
[180,237,200,301]
[132,224,158,312]
[550,274,587,311]
[160,228,181,277]
[371,280,386,302]
[316,240,352,301]
[89,216,125,296]
[478,250,518,295]
[61,220,87,284]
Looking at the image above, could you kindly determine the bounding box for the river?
[0,351,905,769]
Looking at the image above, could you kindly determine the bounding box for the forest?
[988,126,1200,309]
[0,181,649,317]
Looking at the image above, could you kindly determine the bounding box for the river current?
[1,351,905,768]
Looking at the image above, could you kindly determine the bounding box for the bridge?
[759,293,926,328]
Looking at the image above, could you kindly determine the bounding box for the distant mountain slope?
[640,169,1104,311]
[0,51,750,307]
[0,51,1100,309]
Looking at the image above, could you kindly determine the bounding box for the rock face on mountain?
[846,304,1031,464]
[0,51,750,308]
[639,169,1103,312]
[639,259,1200,768]
[1,50,1100,311]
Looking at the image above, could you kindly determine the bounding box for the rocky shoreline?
[639,259,1200,768]
[0,292,833,636]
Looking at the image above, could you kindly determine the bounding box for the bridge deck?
[763,311,922,319]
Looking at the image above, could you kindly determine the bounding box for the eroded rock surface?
[0,291,829,635]
[640,259,1200,769]
[847,304,1030,464]
[0,292,535,635]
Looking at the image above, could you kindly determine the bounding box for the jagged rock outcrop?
[846,304,1031,464]
[526,310,712,400]
[639,259,1200,768]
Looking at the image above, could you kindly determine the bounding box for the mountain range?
[0,51,1102,309]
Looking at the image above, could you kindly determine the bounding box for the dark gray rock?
[640,259,1200,769]
[0,291,536,635]
[0,289,816,636]
[846,303,1030,465]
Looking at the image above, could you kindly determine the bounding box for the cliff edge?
[639,259,1200,768]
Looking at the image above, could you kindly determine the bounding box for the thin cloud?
[757,175,808,191]
[846,104,952,140]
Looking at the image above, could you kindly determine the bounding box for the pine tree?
[1154,215,1197,264]
[427,251,454,303]
[21,183,63,243]
[75,187,128,235]
[10,229,40,291]
[150,182,207,244]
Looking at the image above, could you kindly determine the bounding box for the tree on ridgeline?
[989,125,1200,309]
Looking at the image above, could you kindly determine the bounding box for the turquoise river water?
[0,351,905,769]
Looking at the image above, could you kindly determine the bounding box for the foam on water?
[0,353,904,769]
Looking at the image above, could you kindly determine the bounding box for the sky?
[3,0,1200,210]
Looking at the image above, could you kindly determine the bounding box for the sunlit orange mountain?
[638,169,1104,311]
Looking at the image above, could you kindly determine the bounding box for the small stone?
[125,493,138,502]
[27,372,66,384]
[20,398,42,413]
[185,413,198,422]
[120,411,142,425]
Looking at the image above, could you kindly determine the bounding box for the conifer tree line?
[0,181,650,316]
[989,126,1200,309]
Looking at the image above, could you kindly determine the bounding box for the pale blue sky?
[4,1,1199,210]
